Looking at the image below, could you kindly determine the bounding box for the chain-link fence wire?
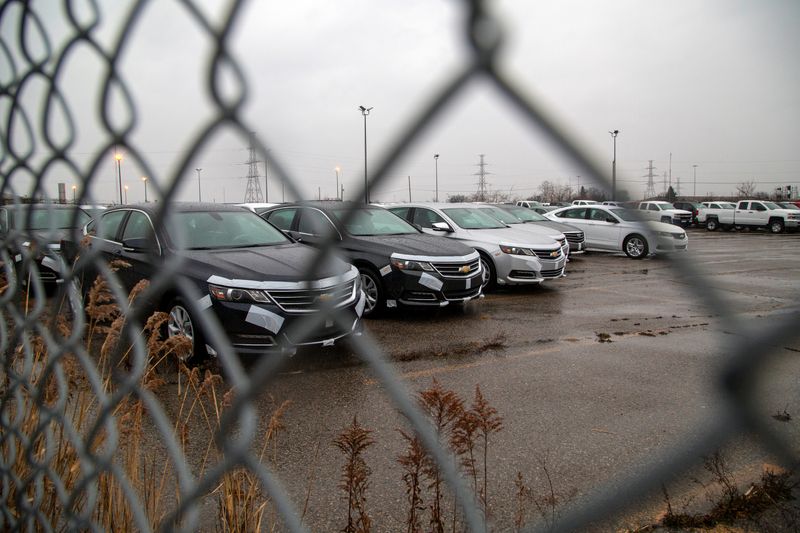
[1,0,798,531]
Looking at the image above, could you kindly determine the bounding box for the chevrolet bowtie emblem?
[316,293,333,303]
[459,265,471,273]
[550,251,559,257]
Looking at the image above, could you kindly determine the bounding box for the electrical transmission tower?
[644,160,657,199]
[474,154,490,201]
[243,132,264,203]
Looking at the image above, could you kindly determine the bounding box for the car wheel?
[769,219,784,234]
[623,234,648,259]
[478,253,496,291]
[358,267,385,317]
[706,218,718,231]
[167,298,207,361]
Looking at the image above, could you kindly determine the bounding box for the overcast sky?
[4,0,799,204]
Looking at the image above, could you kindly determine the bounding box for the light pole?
[609,130,619,201]
[434,154,439,202]
[692,164,698,197]
[124,185,128,204]
[195,168,202,202]
[335,167,341,201]
[72,185,77,203]
[115,152,123,205]
[142,176,148,202]
[359,105,372,204]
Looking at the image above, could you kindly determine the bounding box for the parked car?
[544,205,688,259]
[478,204,586,254]
[698,201,736,230]
[67,203,363,359]
[636,201,693,226]
[260,202,482,316]
[236,202,279,214]
[530,205,557,215]
[700,200,800,233]
[473,205,568,256]
[778,202,800,211]
[601,201,624,207]
[671,201,706,225]
[1,203,91,288]
[387,203,566,290]
[515,200,541,209]
[572,199,599,206]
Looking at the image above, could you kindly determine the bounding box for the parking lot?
[247,228,800,531]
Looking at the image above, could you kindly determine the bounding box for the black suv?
[0,203,91,289]
[259,202,482,316]
[69,203,362,358]
[672,201,704,225]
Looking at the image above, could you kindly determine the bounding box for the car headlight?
[656,231,672,237]
[390,258,435,271]
[209,284,271,303]
[500,245,534,256]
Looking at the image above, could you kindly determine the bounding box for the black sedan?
[0,203,91,289]
[70,203,363,359]
[259,202,482,316]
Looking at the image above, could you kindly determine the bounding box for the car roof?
[104,202,252,215]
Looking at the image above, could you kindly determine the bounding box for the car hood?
[458,226,559,248]
[179,243,351,283]
[525,220,582,234]
[349,233,475,258]
[639,220,686,233]
[505,222,564,240]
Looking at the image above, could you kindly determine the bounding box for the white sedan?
[544,204,688,259]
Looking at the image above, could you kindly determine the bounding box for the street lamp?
[609,130,619,201]
[195,168,202,202]
[335,166,341,201]
[359,105,373,204]
[124,185,129,204]
[71,185,77,203]
[114,152,123,205]
[142,176,148,202]
[692,164,699,197]
[434,154,440,202]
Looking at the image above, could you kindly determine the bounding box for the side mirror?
[431,222,453,233]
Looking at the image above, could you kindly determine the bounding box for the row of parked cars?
[0,199,690,360]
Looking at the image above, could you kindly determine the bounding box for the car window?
[479,206,518,224]
[265,208,297,231]
[332,207,418,236]
[170,210,290,249]
[647,204,659,211]
[298,208,335,236]
[504,205,547,222]
[92,210,128,241]
[558,208,587,220]
[121,211,157,244]
[412,208,446,229]
[589,208,610,221]
[441,208,506,229]
[753,203,767,211]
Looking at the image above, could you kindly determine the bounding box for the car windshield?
[20,207,91,230]
[504,206,548,222]
[763,202,781,210]
[332,207,418,236]
[656,203,676,210]
[479,206,520,224]
[609,208,646,222]
[169,210,290,249]
[442,208,506,229]
[780,203,799,210]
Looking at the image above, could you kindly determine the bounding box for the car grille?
[565,232,584,244]
[540,267,565,278]
[431,258,480,278]
[533,249,562,259]
[266,279,357,314]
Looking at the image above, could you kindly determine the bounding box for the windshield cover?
[170,211,290,249]
[504,206,547,222]
[332,207,418,236]
[443,208,507,229]
[22,208,91,230]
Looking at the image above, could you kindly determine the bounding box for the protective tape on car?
[245,305,285,334]
[41,256,59,271]
[205,344,218,356]
[355,291,366,318]
[418,272,443,291]
[14,254,22,263]
[465,277,471,290]
[390,250,479,263]
[207,264,357,290]
[386,299,397,308]
[379,264,392,276]
[198,295,212,310]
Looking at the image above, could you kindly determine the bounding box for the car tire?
[623,234,648,259]
[166,297,207,362]
[769,219,785,234]
[478,252,497,291]
[706,218,718,231]
[358,267,385,318]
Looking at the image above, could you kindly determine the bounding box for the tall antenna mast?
[243,132,264,203]
[644,160,657,199]
[474,154,490,201]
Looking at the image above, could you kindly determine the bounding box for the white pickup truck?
[637,201,693,226]
[702,200,800,233]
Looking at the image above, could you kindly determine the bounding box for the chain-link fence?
[2,1,798,531]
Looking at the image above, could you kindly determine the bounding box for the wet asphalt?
[208,229,800,530]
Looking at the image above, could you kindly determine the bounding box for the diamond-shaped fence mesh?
[1,1,798,532]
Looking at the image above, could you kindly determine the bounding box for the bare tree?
[736,179,757,197]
